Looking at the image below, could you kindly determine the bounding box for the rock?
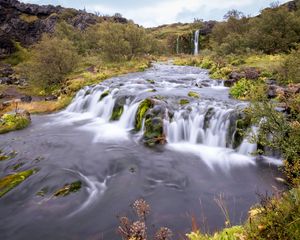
[0,77,13,84]
[266,79,277,85]
[20,95,32,103]
[188,91,200,99]
[179,99,189,105]
[0,64,14,77]
[53,181,82,197]
[228,71,245,81]
[45,95,58,101]
[0,169,37,198]
[135,98,154,131]
[267,85,279,99]
[224,79,236,87]
[143,117,166,146]
[243,67,260,80]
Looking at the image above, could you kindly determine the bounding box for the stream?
[0,63,284,240]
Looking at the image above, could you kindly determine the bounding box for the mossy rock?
[135,99,154,131]
[232,116,252,149]
[53,181,82,197]
[188,91,200,99]
[0,169,37,198]
[0,151,9,161]
[146,79,155,84]
[144,117,166,147]
[99,90,110,101]
[179,99,190,105]
[110,104,124,121]
[0,112,31,134]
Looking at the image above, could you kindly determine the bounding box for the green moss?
[0,151,9,161]
[179,99,190,105]
[146,79,155,84]
[144,117,165,146]
[3,42,29,66]
[54,181,82,197]
[188,91,200,99]
[12,162,25,170]
[232,116,251,149]
[135,99,153,131]
[36,187,49,197]
[110,104,124,121]
[0,169,37,198]
[99,90,110,101]
[0,113,31,134]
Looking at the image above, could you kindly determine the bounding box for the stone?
[45,95,58,101]
[20,95,32,103]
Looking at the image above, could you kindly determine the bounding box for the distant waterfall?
[194,30,200,55]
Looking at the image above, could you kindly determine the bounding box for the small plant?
[117,199,172,240]
[229,78,253,100]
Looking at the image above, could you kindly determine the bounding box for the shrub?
[19,36,79,91]
[229,79,253,99]
[279,48,300,84]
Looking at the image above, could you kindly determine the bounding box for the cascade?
[194,30,200,55]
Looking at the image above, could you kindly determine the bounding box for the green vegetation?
[0,112,31,134]
[188,91,200,99]
[53,181,82,197]
[0,169,37,198]
[179,99,190,105]
[187,226,244,240]
[135,99,153,131]
[245,187,300,239]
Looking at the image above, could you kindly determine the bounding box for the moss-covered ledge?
[0,110,31,134]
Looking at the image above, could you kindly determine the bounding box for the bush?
[229,79,253,99]
[19,36,79,91]
[279,48,300,84]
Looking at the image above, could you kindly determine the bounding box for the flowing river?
[0,63,284,240]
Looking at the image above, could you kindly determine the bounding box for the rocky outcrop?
[0,0,128,58]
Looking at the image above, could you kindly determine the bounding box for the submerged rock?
[53,181,82,197]
[0,169,37,198]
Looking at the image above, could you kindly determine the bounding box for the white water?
[53,63,280,170]
[194,30,200,55]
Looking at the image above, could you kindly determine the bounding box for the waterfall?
[58,63,261,166]
[194,30,200,55]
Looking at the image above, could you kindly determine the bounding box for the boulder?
[228,71,245,81]
[243,67,260,80]
[20,95,32,103]
[45,95,58,101]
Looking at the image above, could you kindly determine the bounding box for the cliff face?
[0,0,127,57]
